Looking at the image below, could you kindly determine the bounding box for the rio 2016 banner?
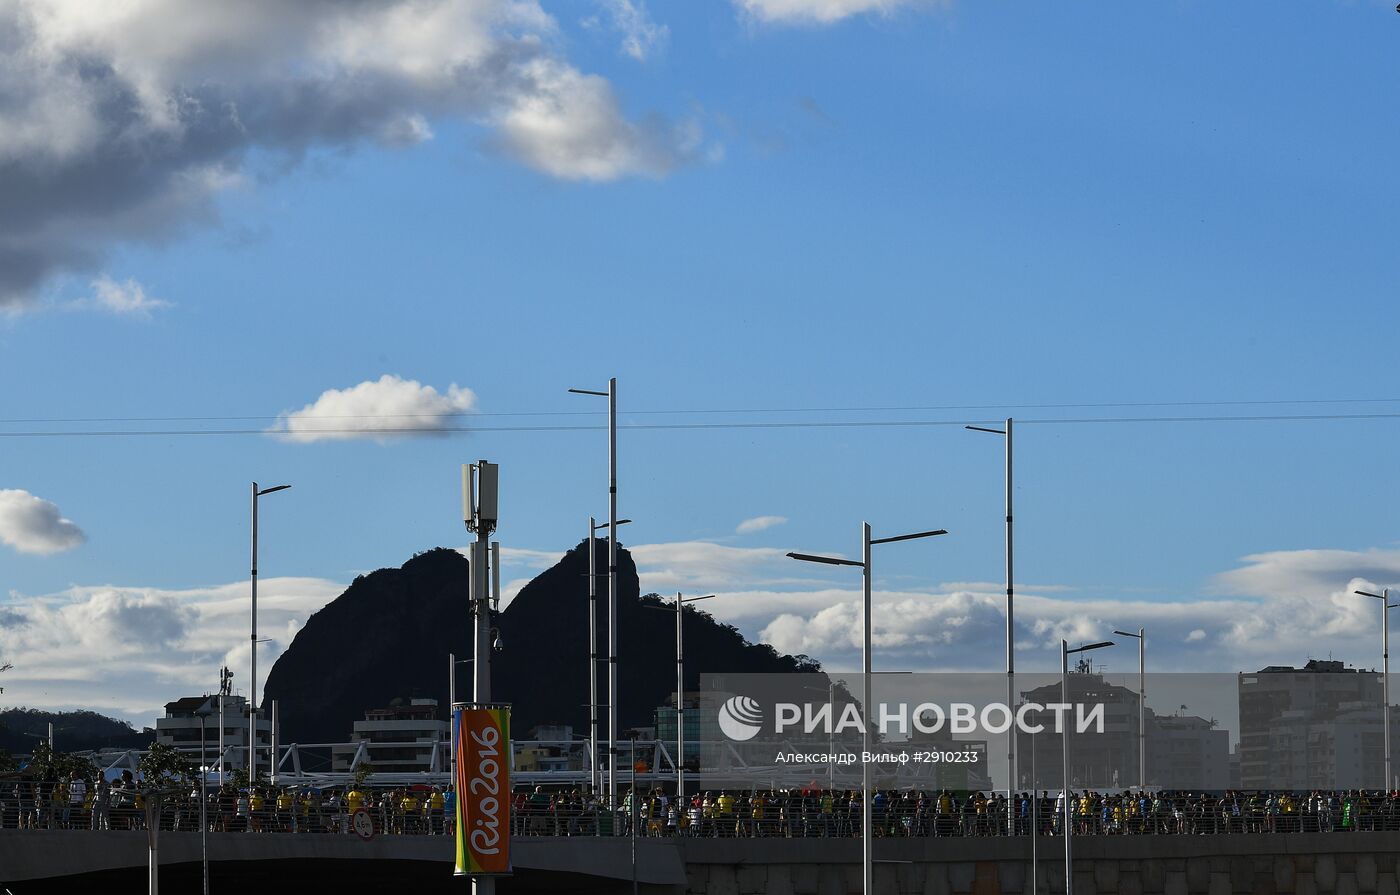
[454,704,511,877]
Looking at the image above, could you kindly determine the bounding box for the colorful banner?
[454,704,511,876]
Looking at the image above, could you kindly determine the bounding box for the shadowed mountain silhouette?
[263,543,821,744]
[0,708,154,755]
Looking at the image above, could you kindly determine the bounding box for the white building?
[1239,660,1388,790]
[331,698,449,774]
[1150,713,1231,790]
[155,694,274,772]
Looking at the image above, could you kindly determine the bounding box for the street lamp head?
[1070,641,1115,653]
[1356,590,1384,600]
[568,388,609,397]
[869,529,948,546]
[1112,630,1141,639]
[594,518,632,530]
[257,484,291,497]
[683,594,718,603]
[787,551,865,568]
[964,425,1007,435]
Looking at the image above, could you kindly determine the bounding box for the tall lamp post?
[569,378,618,806]
[1061,639,1114,895]
[966,419,1016,825]
[1112,627,1146,790]
[250,482,290,787]
[195,706,213,895]
[644,592,717,804]
[588,516,631,795]
[447,654,474,775]
[1355,588,1396,790]
[789,522,948,895]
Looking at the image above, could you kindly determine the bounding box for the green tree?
[352,761,374,789]
[27,742,98,781]
[139,741,197,786]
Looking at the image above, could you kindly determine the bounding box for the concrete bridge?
[4,830,1400,894]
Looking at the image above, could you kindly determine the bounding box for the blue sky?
[1,0,1398,723]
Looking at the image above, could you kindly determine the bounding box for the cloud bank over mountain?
[7,540,1396,727]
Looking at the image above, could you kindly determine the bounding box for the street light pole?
[789,523,948,895]
[1356,589,1394,790]
[1061,639,1114,895]
[676,593,685,806]
[967,418,1015,823]
[1113,628,1146,790]
[198,710,209,895]
[449,652,455,773]
[249,482,289,789]
[570,379,619,808]
[589,516,599,796]
[448,654,473,775]
[587,517,631,797]
[674,592,715,805]
[861,523,872,891]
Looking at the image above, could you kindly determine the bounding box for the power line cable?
[4,396,1400,425]
[3,411,1400,438]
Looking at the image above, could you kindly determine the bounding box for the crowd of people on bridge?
[0,772,454,836]
[9,775,1400,838]
[513,787,1400,838]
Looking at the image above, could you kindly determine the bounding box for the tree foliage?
[26,742,97,781]
[352,761,374,789]
[138,741,196,786]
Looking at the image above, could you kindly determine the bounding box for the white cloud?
[734,0,941,25]
[498,546,566,570]
[629,540,809,594]
[0,490,86,555]
[617,541,1400,677]
[1212,547,1400,600]
[86,275,171,317]
[587,0,669,61]
[0,0,704,308]
[272,374,476,443]
[494,57,698,181]
[0,576,344,724]
[736,515,787,535]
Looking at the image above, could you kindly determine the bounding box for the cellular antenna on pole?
[462,460,502,895]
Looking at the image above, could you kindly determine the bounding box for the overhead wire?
[5,395,1400,425]
[2,411,1400,437]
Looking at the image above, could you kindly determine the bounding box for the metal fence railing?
[7,786,1400,838]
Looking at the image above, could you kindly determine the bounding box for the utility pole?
[569,378,618,807]
[250,482,290,787]
[464,461,500,895]
[270,700,278,786]
[1061,639,1115,895]
[966,418,1015,828]
[1356,588,1395,790]
[1114,627,1147,790]
[589,517,599,796]
[790,522,948,894]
